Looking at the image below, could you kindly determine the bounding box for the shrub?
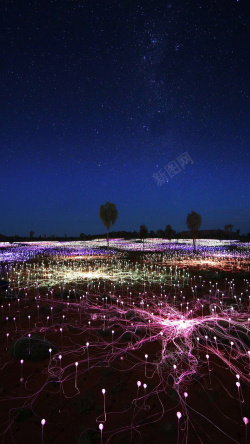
[9,336,56,361]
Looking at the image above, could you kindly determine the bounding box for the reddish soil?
[0,250,249,444]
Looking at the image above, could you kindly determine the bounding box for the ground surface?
[0,240,249,444]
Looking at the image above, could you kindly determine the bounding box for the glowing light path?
[0,240,249,443]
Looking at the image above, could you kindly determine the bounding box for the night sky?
[1,0,249,237]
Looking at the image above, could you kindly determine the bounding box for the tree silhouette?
[165,224,175,241]
[156,229,165,238]
[186,211,202,252]
[139,224,148,250]
[224,224,233,236]
[30,230,34,239]
[99,202,118,255]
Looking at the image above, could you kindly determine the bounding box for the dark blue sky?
[1,0,249,236]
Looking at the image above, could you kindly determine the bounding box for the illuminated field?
[0,240,249,444]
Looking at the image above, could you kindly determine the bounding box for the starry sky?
[1,0,249,237]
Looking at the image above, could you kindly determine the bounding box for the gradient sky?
[1,0,249,237]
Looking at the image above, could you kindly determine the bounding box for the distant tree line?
[0,228,248,244]
[0,202,248,244]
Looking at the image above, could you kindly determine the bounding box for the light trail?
[0,240,249,443]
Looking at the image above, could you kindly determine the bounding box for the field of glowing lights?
[0,239,250,444]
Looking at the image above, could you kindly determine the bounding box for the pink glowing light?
[75,362,78,388]
[41,418,46,444]
[102,388,106,421]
